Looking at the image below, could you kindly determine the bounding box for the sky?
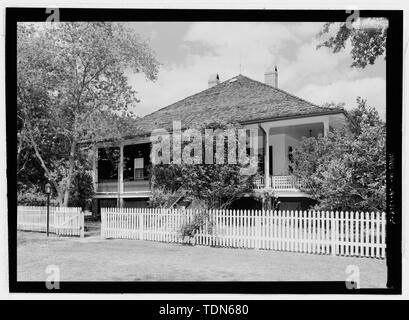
[126,22,386,119]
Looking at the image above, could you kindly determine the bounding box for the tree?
[68,170,94,210]
[179,163,255,209]
[317,18,388,68]
[148,187,175,209]
[151,122,256,209]
[17,22,159,206]
[292,98,385,212]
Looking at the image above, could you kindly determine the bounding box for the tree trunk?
[29,134,62,203]
[62,140,77,207]
[17,129,24,173]
[57,190,64,207]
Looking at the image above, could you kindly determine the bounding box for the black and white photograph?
[2,4,406,299]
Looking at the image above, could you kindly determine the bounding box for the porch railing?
[254,175,302,190]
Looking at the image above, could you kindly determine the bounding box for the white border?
[0,0,407,300]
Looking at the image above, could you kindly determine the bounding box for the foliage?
[253,187,280,210]
[18,168,94,209]
[148,186,175,208]
[17,148,48,191]
[68,170,94,210]
[187,198,208,210]
[185,163,254,209]
[17,185,59,206]
[17,22,159,206]
[151,122,256,209]
[292,98,386,211]
[180,210,214,244]
[317,18,388,68]
[150,164,183,193]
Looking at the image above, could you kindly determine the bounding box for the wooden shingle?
[133,74,345,135]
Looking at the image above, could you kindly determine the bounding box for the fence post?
[255,211,261,250]
[139,209,144,240]
[80,210,85,238]
[101,208,106,238]
[330,211,337,256]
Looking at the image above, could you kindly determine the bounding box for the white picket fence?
[17,206,84,237]
[101,208,386,259]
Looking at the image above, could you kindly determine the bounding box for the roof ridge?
[237,74,336,111]
[141,73,342,121]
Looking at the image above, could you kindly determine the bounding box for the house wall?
[245,121,328,176]
[269,132,286,175]
[92,113,349,213]
[329,113,349,131]
[278,197,316,211]
[123,198,150,208]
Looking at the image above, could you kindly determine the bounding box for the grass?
[17,228,387,287]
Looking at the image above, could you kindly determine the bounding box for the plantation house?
[92,67,349,214]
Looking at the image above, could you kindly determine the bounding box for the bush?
[291,98,385,212]
[180,210,214,245]
[150,121,257,210]
[148,187,174,208]
[68,171,94,210]
[253,188,280,210]
[17,185,59,206]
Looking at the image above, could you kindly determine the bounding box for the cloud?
[183,22,299,50]
[127,22,385,120]
[286,22,324,38]
[296,77,386,119]
[129,22,305,116]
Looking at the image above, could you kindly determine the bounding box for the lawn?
[17,229,387,287]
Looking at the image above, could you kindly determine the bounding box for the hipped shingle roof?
[132,74,345,136]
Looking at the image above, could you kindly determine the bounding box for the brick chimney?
[208,73,220,88]
[264,66,278,88]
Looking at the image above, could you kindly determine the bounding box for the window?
[97,147,120,183]
[123,143,151,181]
[134,158,144,180]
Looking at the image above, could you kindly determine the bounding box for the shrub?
[68,171,94,210]
[17,185,59,206]
[253,188,280,210]
[180,210,214,245]
[148,187,174,208]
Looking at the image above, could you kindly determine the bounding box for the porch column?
[118,144,124,208]
[92,145,98,192]
[264,128,270,188]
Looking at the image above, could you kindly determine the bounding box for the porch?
[93,113,335,201]
[93,141,152,200]
[248,117,329,193]
[96,180,150,193]
[96,176,302,193]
